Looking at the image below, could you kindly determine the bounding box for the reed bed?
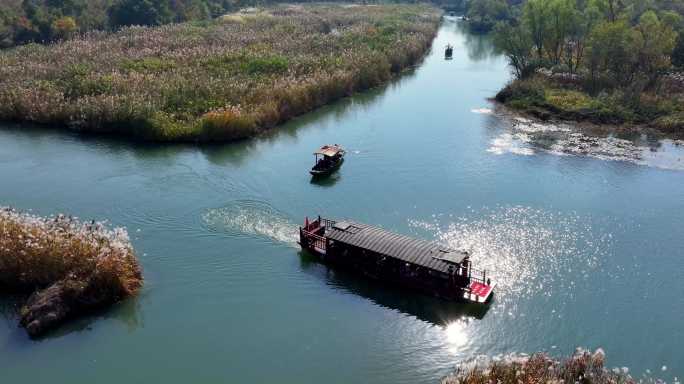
[443,349,639,384]
[0,207,142,336]
[0,4,441,141]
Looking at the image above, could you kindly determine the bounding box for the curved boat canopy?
[314,144,344,157]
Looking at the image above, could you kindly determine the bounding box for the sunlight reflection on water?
[444,318,471,354]
[410,206,613,312]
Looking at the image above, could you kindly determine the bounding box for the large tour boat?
[299,216,494,303]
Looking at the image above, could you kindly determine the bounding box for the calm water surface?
[1,19,683,383]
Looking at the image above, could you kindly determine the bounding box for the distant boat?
[310,144,345,177]
[445,44,454,60]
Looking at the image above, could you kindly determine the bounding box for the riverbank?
[443,349,637,384]
[495,75,684,139]
[0,207,142,337]
[0,4,440,142]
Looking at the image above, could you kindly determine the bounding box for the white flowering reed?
[442,349,637,384]
[0,207,142,297]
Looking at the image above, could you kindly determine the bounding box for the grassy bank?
[496,75,684,135]
[0,207,142,337]
[0,4,441,142]
[443,349,638,384]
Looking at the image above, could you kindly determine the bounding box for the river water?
[1,19,683,383]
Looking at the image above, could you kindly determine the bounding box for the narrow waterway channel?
[1,18,683,384]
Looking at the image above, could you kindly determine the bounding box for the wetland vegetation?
[443,349,638,384]
[470,0,684,135]
[0,4,440,141]
[0,207,142,337]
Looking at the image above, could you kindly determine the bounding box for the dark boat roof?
[325,220,468,273]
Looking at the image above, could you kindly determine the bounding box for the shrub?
[496,77,546,106]
[243,56,289,75]
[545,89,595,111]
[654,112,684,132]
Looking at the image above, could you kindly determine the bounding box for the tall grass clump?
[0,207,143,337]
[443,349,637,384]
[0,4,441,142]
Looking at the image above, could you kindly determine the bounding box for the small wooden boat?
[310,145,345,177]
[445,44,454,59]
[299,216,495,303]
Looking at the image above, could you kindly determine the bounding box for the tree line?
[0,0,245,48]
[0,0,465,48]
[464,0,523,32]
[491,0,684,90]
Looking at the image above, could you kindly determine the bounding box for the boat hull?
[310,158,344,176]
[300,242,491,303]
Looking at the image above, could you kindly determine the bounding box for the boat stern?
[464,281,495,303]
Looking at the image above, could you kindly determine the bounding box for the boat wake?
[409,206,613,307]
[201,200,299,247]
[488,116,684,171]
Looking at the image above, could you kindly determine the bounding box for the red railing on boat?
[300,216,331,253]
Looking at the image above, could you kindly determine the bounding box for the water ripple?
[410,206,613,309]
[201,200,299,247]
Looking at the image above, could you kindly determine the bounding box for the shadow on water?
[309,172,343,188]
[297,251,491,325]
[449,19,501,62]
[0,294,143,343]
[0,295,24,328]
[41,297,142,341]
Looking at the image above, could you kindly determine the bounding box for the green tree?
[466,0,511,33]
[589,0,625,22]
[564,2,603,73]
[523,0,550,59]
[175,0,212,22]
[632,11,678,84]
[494,21,536,78]
[109,0,173,27]
[51,16,77,40]
[586,20,635,90]
[673,32,684,68]
[545,0,576,65]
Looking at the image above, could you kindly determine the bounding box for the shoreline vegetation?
[443,349,644,384]
[483,0,684,136]
[0,207,142,338]
[494,72,684,137]
[0,4,441,142]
